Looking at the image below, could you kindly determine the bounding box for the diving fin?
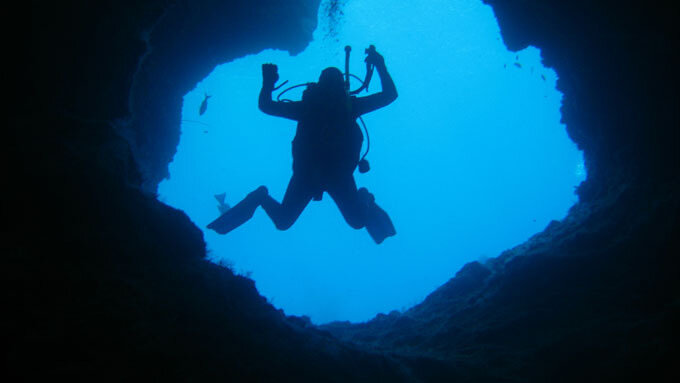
[358,188,396,244]
[365,203,396,244]
[207,187,267,235]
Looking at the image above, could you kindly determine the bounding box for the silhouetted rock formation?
[7,116,409,381]
[7,0,678,381]
[323,1,679,380]
[322,1,679,380]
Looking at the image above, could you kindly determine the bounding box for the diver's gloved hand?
[365,47,385,68]
[262,63,279,90]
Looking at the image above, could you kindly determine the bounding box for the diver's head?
[318,67,345,92]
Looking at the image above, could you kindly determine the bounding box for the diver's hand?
[262,63,279,90]
[365,47,385,68]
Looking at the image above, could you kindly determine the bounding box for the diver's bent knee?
[274,219,295,231]
[346,218,365,230]
[340,209,366,230]
[349,222,365,230]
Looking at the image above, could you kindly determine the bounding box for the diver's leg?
[326,175,367,230]
[260,174,313,230]
[327,176,396,244]
[207,186,268,235]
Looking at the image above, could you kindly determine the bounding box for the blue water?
[159,0,585,324]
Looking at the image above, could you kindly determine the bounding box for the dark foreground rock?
[5,116,413,381]
[324,184,679,381]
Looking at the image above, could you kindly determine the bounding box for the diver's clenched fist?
[262,63,279,89]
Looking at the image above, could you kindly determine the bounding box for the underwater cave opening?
[159,0,586,324]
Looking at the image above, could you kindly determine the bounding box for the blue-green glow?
[159,0,585,323]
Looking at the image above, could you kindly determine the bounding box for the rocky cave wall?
[484,0,678,201]
[22,0,321,191]
[119,0,679,198]
[125,0,322,190]
[7,0,678,381]
[323,1,679,380]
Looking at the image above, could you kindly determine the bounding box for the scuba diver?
[207,46,398,244]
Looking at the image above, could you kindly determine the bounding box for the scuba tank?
[276,45,377,174]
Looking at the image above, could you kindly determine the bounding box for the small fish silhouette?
[199,93,211,115]
[541,74,547,81]
[215,193,231,214]
[514,62,522,69]
[503,63,507,69]
[515,54,519,60]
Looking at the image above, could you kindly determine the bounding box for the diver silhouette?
[207,46,398,244]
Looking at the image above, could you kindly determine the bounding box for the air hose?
[347,45,376,173]
[276,82,312,102]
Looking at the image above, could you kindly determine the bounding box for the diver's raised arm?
[353,50,398,116]
[258,63,301,121]
[372,51,398,101]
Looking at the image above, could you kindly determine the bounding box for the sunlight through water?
[159,0,586,323]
